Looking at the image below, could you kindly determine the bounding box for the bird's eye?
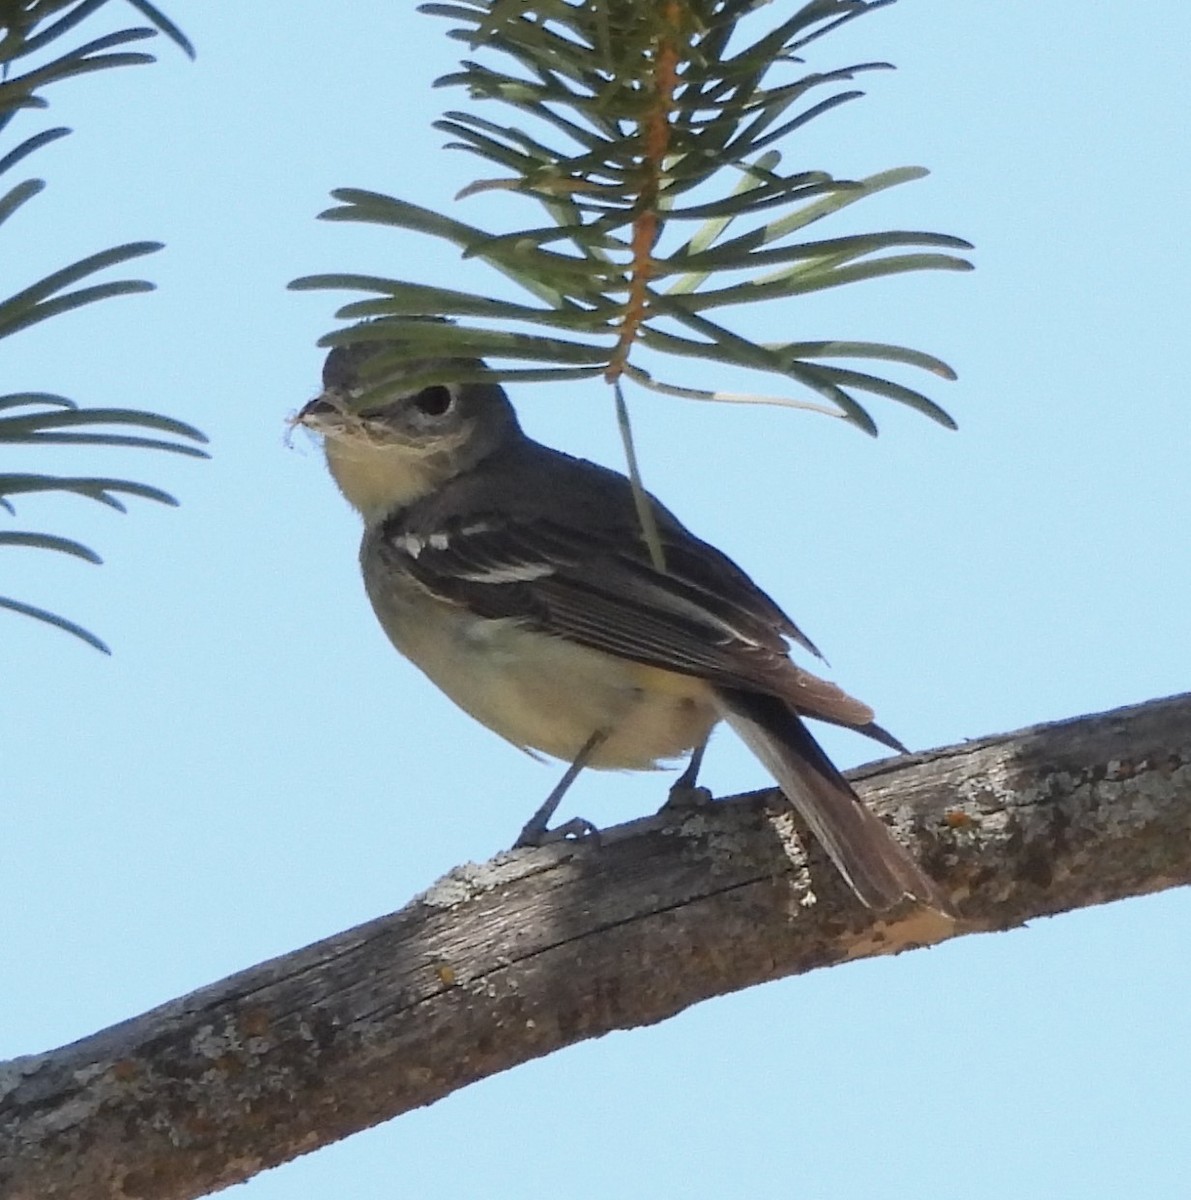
[411,385,454,417]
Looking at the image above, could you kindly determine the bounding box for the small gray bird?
[298,344,953,916]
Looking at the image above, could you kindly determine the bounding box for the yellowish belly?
[366,576,716,769]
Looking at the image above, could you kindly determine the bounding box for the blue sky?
[4,2,1189,1197]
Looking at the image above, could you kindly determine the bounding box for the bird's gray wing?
[376,506,880,732]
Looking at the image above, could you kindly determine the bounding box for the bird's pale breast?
[363,559,716,768]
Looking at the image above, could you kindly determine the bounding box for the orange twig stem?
[605,1,687,383]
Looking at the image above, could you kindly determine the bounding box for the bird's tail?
[715,687,955,917]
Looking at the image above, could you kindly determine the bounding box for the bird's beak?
[295,390,345,432]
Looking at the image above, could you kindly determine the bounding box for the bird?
[297,341,954,917]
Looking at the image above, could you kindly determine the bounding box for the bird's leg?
[663,737,713,809]
[513,728,608,848]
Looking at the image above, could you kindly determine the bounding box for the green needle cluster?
[294,0,972,435]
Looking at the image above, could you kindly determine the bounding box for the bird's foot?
[513,815,600,849]
[662,781,714,810]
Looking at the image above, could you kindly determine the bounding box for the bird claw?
[513,815,600,849]
[662,782,714,810]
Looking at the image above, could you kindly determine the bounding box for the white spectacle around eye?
[411,385,454,417]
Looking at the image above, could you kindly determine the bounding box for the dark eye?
[412,385,453,416]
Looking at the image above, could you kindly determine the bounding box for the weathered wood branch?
[3,693,1189,1200]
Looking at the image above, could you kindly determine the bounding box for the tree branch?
[3,693,1189,1200]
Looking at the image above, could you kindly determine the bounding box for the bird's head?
[297,342,519,522]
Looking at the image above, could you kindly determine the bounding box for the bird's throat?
[323,437,454,525]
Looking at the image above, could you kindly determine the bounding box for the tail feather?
[715,687,954,917]
[813,714,909,755]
